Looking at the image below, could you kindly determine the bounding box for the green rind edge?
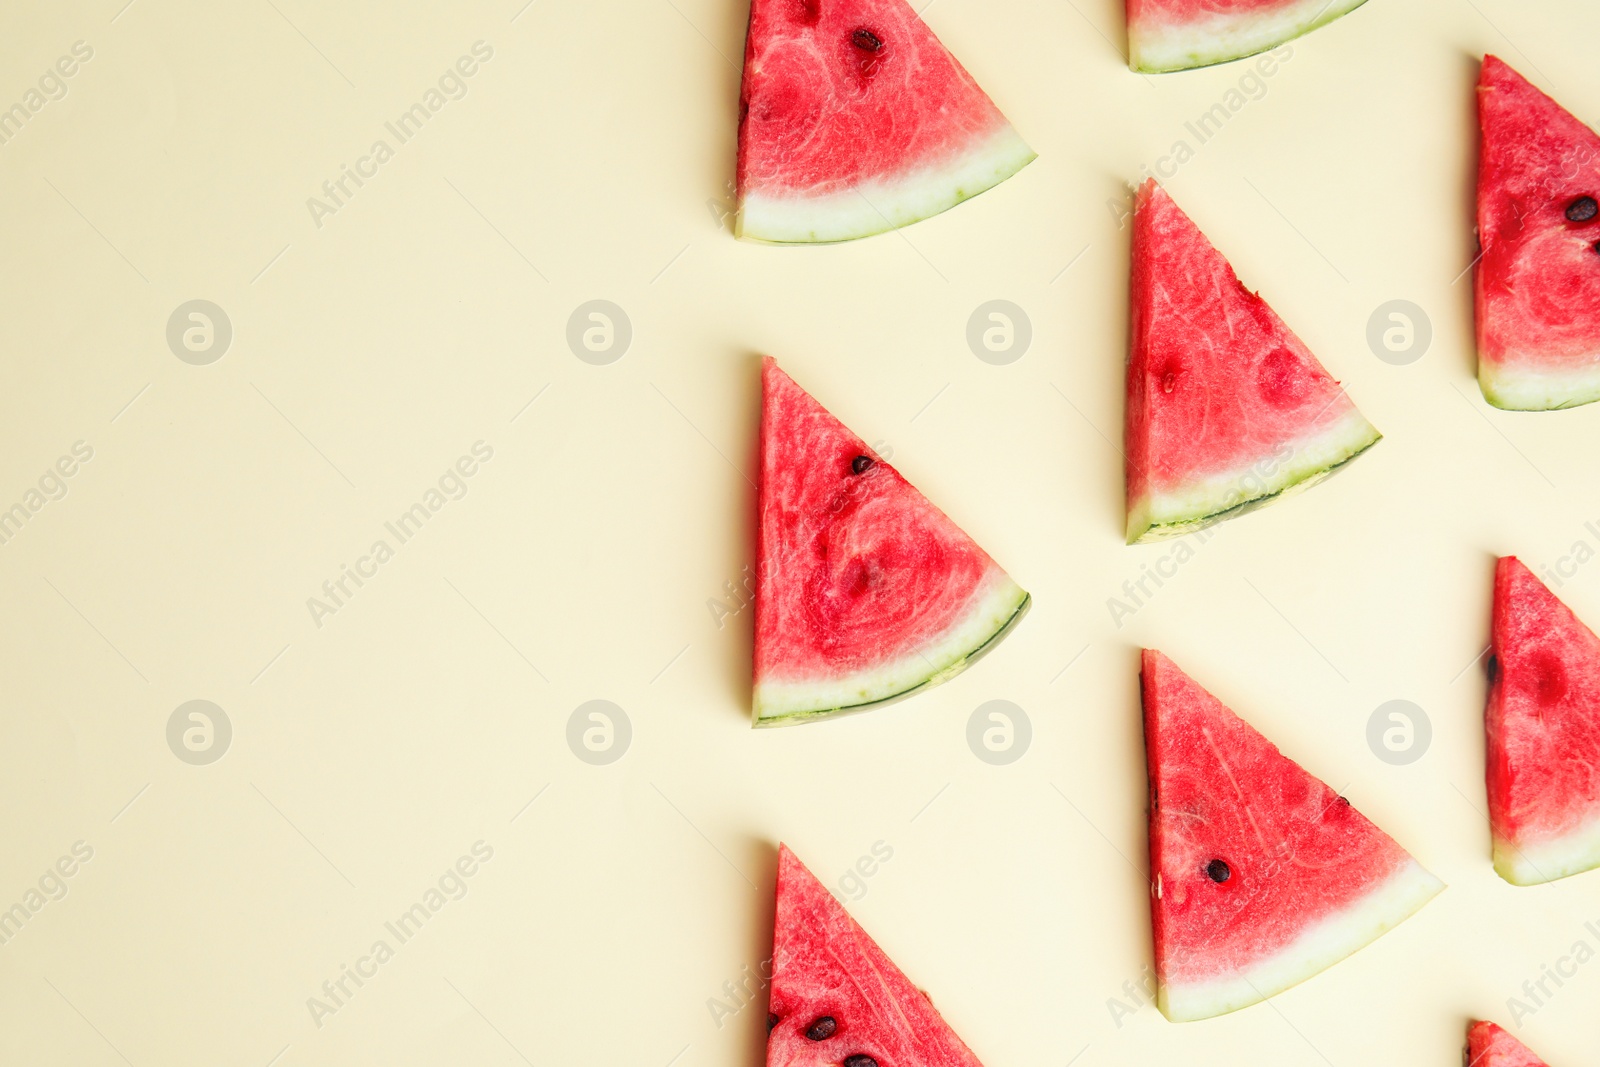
[1128,432,1381,545]
[1480,375,1600,412]
[1130,0,1371,74]
[1493,835,1600,886]
[737,151,1037,246]
[1155,864,1443,1022]
[751,592,1032,728]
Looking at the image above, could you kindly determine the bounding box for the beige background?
[0,0,1597,1063]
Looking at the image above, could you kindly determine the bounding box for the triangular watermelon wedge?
[1141,650,1443,1021]
[1476,56,1600,410]
[1126,181,1381,543]
[736,0,1034,244]
[1468,1020,1551,1067]
[1486,557,1600,885]
[768,844,986,1067]
[1128,0,1370,73]
[755,358,1028,725]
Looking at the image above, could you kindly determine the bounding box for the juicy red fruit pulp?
[1129,0,1320,21]
[768,845,985,1067]
[1468,1020,1551,1067]
[1127,181,1366,501]
[738,0,1010,196]
[756,360,1001,684]
[1487,558,1600,852]
[795,460,987,670]
[1477,56,1600,377]
[1143,651,1423,988]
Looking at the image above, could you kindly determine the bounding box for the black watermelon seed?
[851,455,874,474]
[1486,654,1500,683]
[768,1013,779,1033]
[1206,859,1232,883]
[1567,196,1598,223]
[843,1057,879,1067]
[805,1017,837,1041]
[852,28,883,51]
[1593,240,1600,256]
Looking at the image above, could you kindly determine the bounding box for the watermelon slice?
[735,0,1034,244]
[768,844,985,1067]
[1476,56,1600,410]
[755,358,1028,725]
[1485,557,1600,885]
[1127,0,1369,73]
[1125,181,1381,543]
[1468,1021,1550,1067]
[1141,650,1444,1021]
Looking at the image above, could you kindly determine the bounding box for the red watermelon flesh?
[755,358,1028,725]
[1468,1021,1550,1067]
[768,844,985,1067]
[1486,557,1600,885]
[1476,56,1600,410]
[1141,650,1443,1021]
[736,0,1034,243]
[1126,181,1380,543]
[1127,0,1369,73]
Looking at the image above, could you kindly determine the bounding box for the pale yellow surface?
[0,1,1597,1065]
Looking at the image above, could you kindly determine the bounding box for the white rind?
[1159,859,1444,1022]
[736,125,1035,245]
[1129,0,1369,73]
[1479,355,1600,411]
[753,573,1028,725]
[1495,819,1600,886]
[1127,406,1380,543]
